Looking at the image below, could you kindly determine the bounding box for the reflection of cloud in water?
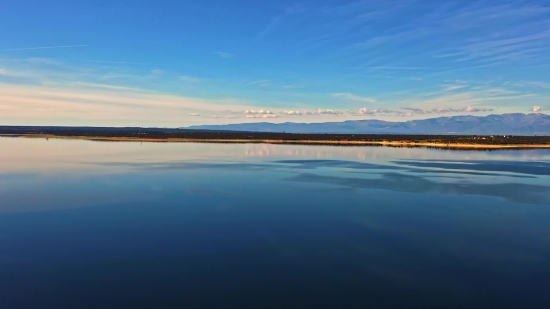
[94,161,274,171]
[92,159,549,205]
[94,158,541,179]
[273,160,536,178]
[241,144,550,162]
[287,173,550,205]
[393,160,550,176]
[274,160,396,170]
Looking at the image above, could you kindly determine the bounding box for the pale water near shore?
[1,137,550,308]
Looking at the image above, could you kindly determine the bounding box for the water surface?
[1,138,550,308]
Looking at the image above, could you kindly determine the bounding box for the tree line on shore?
[1,126,549,145]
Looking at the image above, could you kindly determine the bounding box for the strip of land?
[1,126,550,149]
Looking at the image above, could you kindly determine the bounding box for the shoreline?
[2,134,550,149]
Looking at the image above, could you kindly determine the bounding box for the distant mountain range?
[187,113,550,135]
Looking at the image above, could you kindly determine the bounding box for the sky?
[1,0,550,127]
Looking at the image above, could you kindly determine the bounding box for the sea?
[1,137,549,309]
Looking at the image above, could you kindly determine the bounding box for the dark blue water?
[1,138,550,308]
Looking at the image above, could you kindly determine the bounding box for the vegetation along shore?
[1,126,550,149]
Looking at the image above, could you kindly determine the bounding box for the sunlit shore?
[2,134,550,149]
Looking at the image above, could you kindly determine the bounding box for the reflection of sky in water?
[1,138,550,308]
[2,137,550,173]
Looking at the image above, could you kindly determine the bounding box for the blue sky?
[1,0,549,126]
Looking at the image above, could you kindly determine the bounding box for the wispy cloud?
[0,67,34,78]
[258,4,306,39]
[258,16,283,39]
[367,66,427,70]
[512,81,550,89]
[1,45,87,52]
[246,79,305,90]
[332,93,376,103]
[187,113,200,116]
[443,84,467,91]
[211,115,240,119]
[86,60,150,66]
[1,16,546,128]
[449,29,550,64]
[281,84,304,89]
[214,51,234,59]
[179,75,202,83]
[248,79,272,87]
[394,81,539,112]
[19,58,61,65]
[68,82,146,92]
[0,83,256,126]
[333,0,550,75]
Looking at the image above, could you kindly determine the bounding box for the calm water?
[1,138,550,309]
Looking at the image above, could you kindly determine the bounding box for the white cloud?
[317,108,343,115]
[332,93,376,103]
[245,109,274,115]
[187,113,200,116]
[281,110,319,116]
[282,110,304,115]
[350,106,495,117]
[422,106,494,114]
[463,106,494,112]
[246,114,278,118]
[350,108,398,116]
[533,106,541,112]
[280,109,344,116]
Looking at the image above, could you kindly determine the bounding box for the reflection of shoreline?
[3,134,550,150]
